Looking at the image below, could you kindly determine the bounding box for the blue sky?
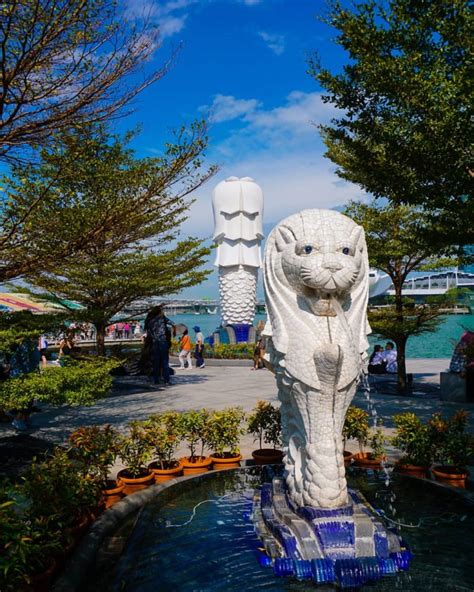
[115,0,366,298]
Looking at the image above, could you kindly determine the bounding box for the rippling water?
[88,468,474,592]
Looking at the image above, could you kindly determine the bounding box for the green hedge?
[0,358,119,410]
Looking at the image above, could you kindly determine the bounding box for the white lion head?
[264,209,370,389]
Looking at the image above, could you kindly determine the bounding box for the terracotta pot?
[395,462,430,479]
[210,453,242,470]
[432,465,469,489]
[343,451,353,467]
[148,461,183,483]
[251,448,284,465]
[28,558,58,592]
[179,456,213,475]
[117,468,154,495]
[353,452,385,470]
[102,479,125,508]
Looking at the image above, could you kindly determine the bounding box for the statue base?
[211,324,257,345]
[252,478,411,587]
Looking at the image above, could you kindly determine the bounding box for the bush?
[68,425,121,487]
[343,406,370,452]
[179,409,211,461]
[138,412,182,470]
[392,412,432,466]
[428,410,474,470]
[207,407,246,457]
[118,422,154,477]
[0,357,119,410]
[247,401,281,450]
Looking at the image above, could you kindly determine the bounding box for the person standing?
[193,325,205,368]
[178,329,193,369]
[145,306,175,385]
[123,322,130,339]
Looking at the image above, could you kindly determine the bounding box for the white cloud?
[202,94,260,123]
[123,0,196,39]
[241,0,263,5]
[184,90,360,241]
[258,31,285,55]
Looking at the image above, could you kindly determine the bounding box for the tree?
[19,127,214,355]
[0,0,169,163]
[345,200,452,392]
[310,0,473,247]
[0,121,215,283]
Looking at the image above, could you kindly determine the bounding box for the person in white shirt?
[193,326,205,368]
[382,342,397,373]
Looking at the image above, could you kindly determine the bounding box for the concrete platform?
[2,358,473,475]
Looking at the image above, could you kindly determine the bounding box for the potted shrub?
[144,412,184,482]
[392,413,432,478]
[247,401,283,465]
[343,406,370,466]
[179,409,213,474]
[207,407,246,469]
[68,425,124,508]
[429,410,473,488]
[117,422,154,494]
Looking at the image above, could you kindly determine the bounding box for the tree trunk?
[395,337,408,394]
[95,322,106,357]
[394,279,408,393]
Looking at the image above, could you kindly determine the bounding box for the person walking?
[123,322,130,339]
[178,329,192,369]
[193,326,205,368]
[144,306,175,385]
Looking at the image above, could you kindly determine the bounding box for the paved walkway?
[2,357,473,470]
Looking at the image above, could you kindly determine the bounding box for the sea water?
[168,313,474,359]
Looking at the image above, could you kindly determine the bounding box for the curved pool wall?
[55,467,474,592]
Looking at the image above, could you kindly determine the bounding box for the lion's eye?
[342,247,350,255]
[304,245,313,254]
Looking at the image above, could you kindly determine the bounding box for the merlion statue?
[212,176,264,327]
[263,209,370,509]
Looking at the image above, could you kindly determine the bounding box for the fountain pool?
[84,467,474,592]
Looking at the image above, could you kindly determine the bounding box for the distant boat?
[206,307,218,314]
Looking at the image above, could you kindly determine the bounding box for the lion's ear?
[349,225,364,249]
[275,225,296,252]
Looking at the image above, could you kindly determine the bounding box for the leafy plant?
[119,422,154,477]
[68,425,121,487]
[207,407,246,457]
[0,357,118,411]
[247,401,281,450]
[0,489,62,591]
[343,406,370,453]
[22,449,101,528]
[138,413,182,470]
[392,413,433,466]
[179,409,211,461]
[428,410,474,471]
[368,427,386,461]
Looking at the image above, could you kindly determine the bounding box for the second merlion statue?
[212,176,264,328]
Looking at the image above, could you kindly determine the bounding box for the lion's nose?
[323,256,342,272]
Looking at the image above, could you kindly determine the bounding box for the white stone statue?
[212,176,264,326]
[263,209,370,509]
